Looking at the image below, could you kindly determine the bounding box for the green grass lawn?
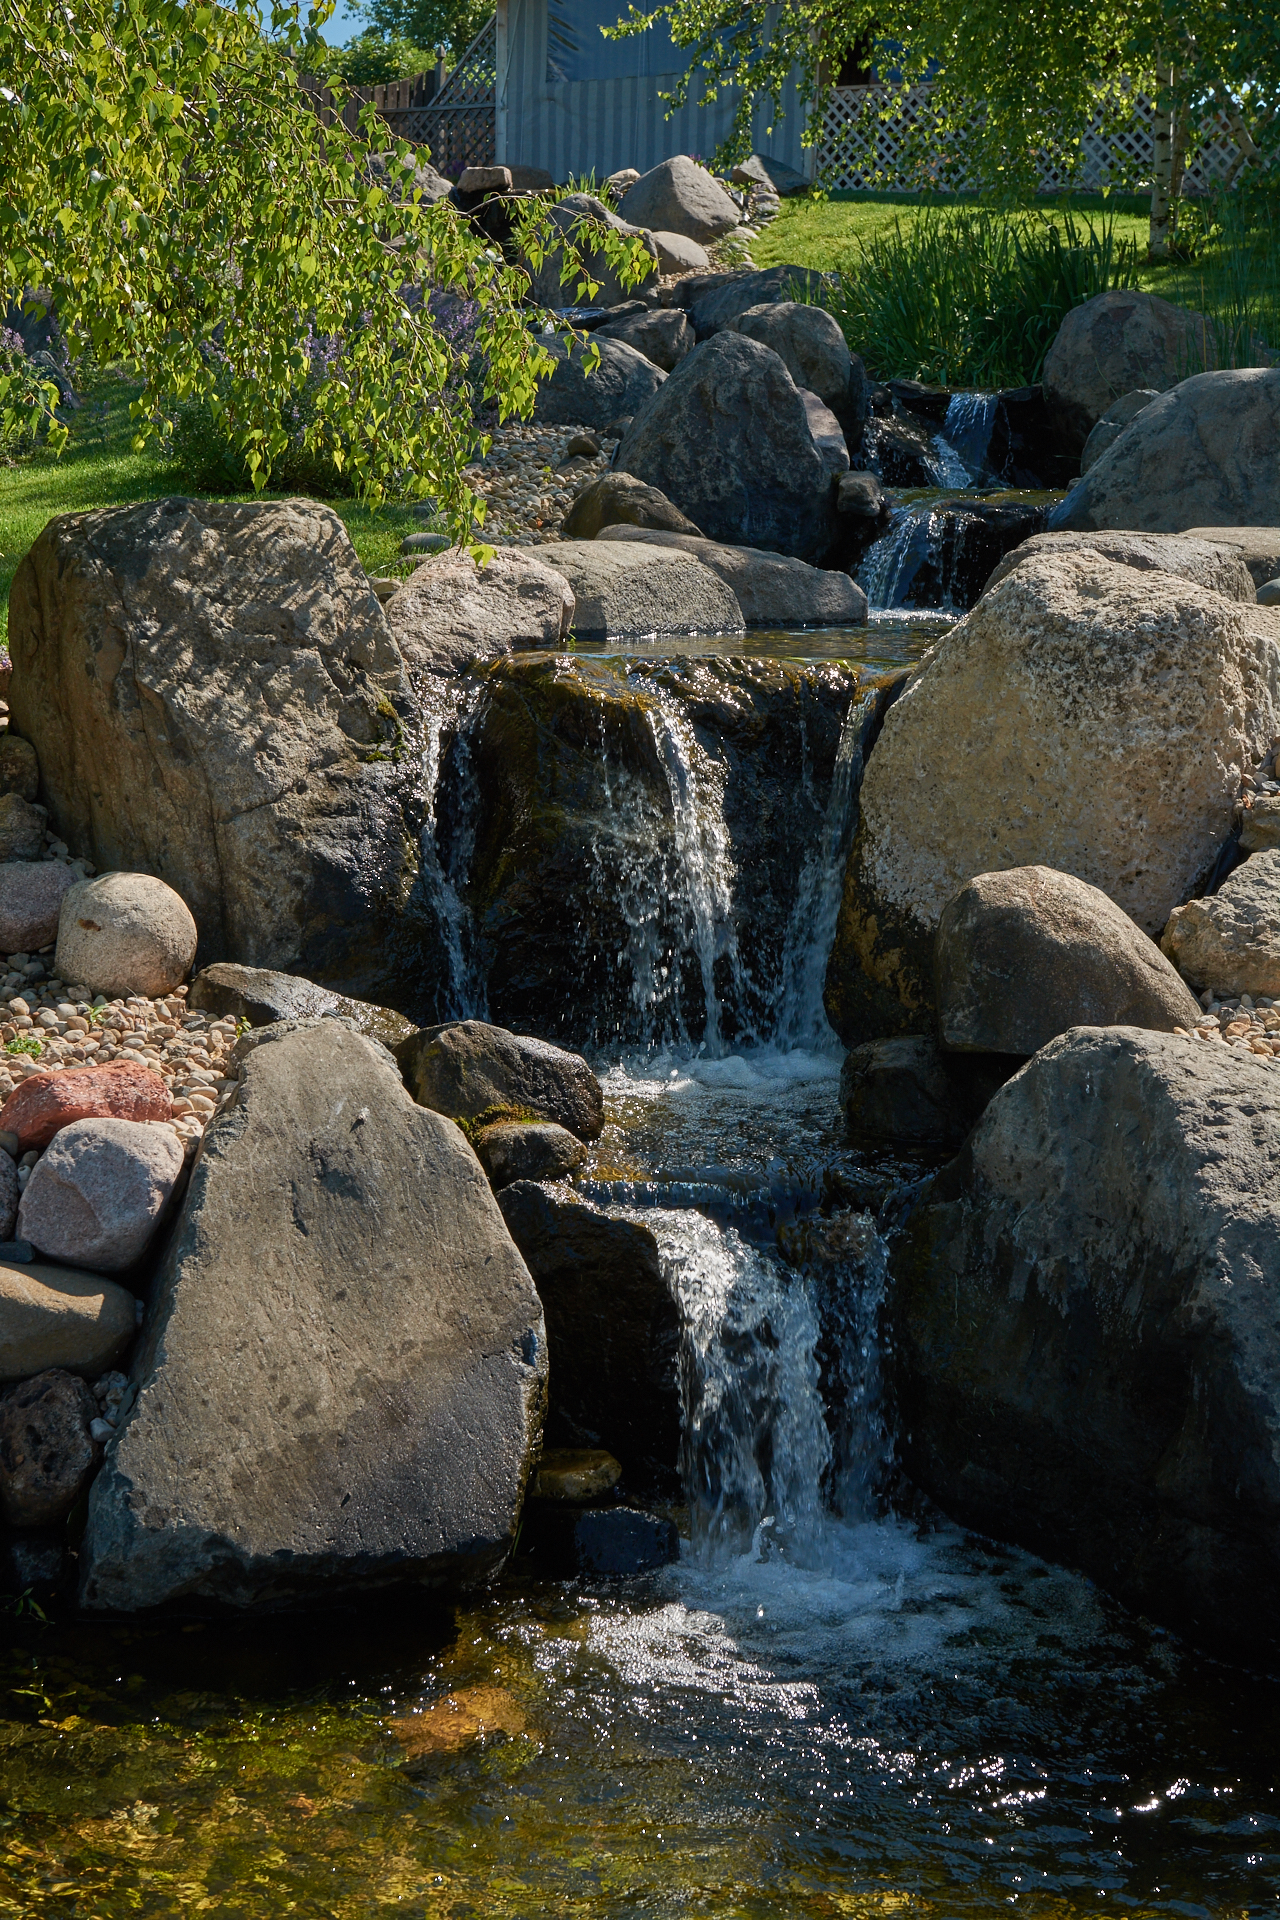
[751,189,1226,306]
[0,370,423,631]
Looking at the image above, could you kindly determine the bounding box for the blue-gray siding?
[499,0,809,182]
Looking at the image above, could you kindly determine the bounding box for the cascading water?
[942,389,1000,480]
[415,676,487,1021]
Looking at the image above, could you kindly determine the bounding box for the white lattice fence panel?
[818,85,1261,194]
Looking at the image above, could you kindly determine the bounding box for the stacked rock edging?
[7,498,421,1005]
[79,1019,548,1611]
[889,1026,1280,1671]
[825,547,1280,1045]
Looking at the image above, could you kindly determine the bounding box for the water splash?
[926,431,971,488]
[857,506,943,609]
[775,688,879,1047]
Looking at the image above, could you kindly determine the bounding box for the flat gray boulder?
[937,865,1201,1054]
[531,539,742,641]
[188,961,416,1048]
[79,1020,547,1611]
[533,335,666,430]
[615,333,839,563]
[618,156,739,244]
[387,547,574,676]
[889,1025,1280,1668]
[982,528,1258,602]
[1042,288,1210,450]
[650,231,710,275]
[600,527,867,626]
[395,1017,604,1141]
[1047,368,1280,534]
[594,305,694,372]
[7,499,417,998]
[1161,847,1280,996]
[730,153,809,195]
[561,470,702,541]
[1184,526,1280,591]
[729,301,852,413]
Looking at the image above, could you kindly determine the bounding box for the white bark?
[1149,57,1175,260]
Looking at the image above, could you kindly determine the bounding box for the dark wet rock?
[0,1528,68,1595]
[615,332,840,563]
[189,963,417,1049]
[839,1036,970,1148]
[532,336,666,431]
[860,410,939,488]
[936,866,1202,1054]
[867,498,1048,613]
[395,1018,604,1141]
[561,471,703,541]
[6,499,421,1005]
[474,1119,586,1188]
[889,1025,1280,1670]
[1048,368,1280,533]
[566,1506,678,1575]
[440,653,874,1047]
[496,1180,680,1487]
[79,1021,547,1611]
[0,1368,99,1528]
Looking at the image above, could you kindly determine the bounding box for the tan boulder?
[0,1260,136,1383]
[388,548,574,677]
[1161,849,1280,996]
[824,549,1280,1044]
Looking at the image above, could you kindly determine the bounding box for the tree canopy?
[1,0,643,528]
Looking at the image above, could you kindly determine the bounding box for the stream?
[4,606,1280,1912]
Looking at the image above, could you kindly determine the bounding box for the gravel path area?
[1177,993,1280,1060]
[460,422,619,546]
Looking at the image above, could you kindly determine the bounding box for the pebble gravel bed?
[460,422,619,546]
[0,974,234,1150]
[1176,992,1280,1060]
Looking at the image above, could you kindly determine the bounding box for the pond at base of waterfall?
[4,1051,1280,1919]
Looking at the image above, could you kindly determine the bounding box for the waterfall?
[775,687,879,1047]
[857,505,944,610]
[926,431,971,489]
[942,390,1000,482]
[650,1206,892,1569]
[415,676,486,1021]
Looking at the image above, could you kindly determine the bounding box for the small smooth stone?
[0,1059,172,1152]
[0,1260,136,1383]
[18,1118,185,1274]
[532,1448,623,1503]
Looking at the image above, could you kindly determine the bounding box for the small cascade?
[416,679,487,1021]
[652,1205,892,1569]
[942,390,1000,481]
[775,687,879,1047]
[858,493,1048,613]
[857,504,948,611]
[925,431,971,489]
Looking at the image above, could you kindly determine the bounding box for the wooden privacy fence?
[816,83,1267,194]
[297,18,496,177]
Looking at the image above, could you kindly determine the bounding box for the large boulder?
[1041,289,1211,451]
[532,335,666,431]
[824,548,1280,1046]
[522,194,657,310]
[615,333,840,563]
[599,527,867,627]
[78,1020,547,1611]
[594,306,694,372]
[1079,388,1159,473]
[0,1260,136,1383]
[496,1180,680,1487]
[1160,848,1280,996]
[731,153,809,196]
[387,548,574,677]
[54,872,198,999]
[0,1369,99,1527]
[395,1018,604,1141]
[1047,369,1280,534]
[889,1026,1280,1668]
[17,1118,185,1274]
[982,528,1258,603]
[1183,527,1280,593]
[188,961,416,1048]
[670,265,829,341]
[728,301,853,415]
[7,499,419,1003]
[936,866,1201,1054]
[529,539,742,641]
[618,156,739,244]
[561,471,703,542]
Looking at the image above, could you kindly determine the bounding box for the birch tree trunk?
[1149,56,1175,259]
